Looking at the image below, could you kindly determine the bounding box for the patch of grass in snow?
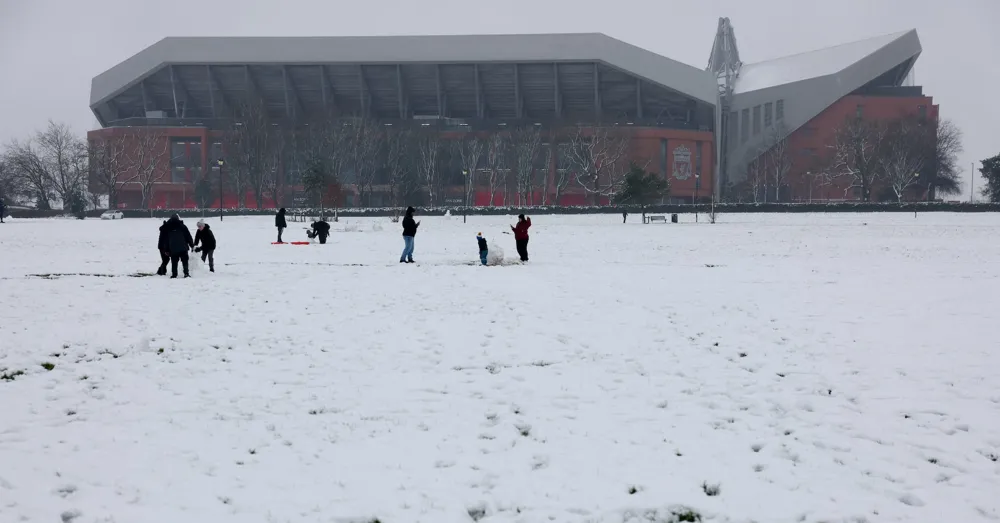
[466,503,488,521]
[41,362,55,371]
[248,448,257,455]
[701,482,721,497]
[515,423,532,437]
[738,352,747,358]
[1,369,26,381]
[97,349,120,359]
[627,485,643,495]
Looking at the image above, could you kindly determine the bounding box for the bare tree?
[36,121,88,207]
[509,126,542,206]
[416,132,441,205]
[534,143,552,205]
[4,140,54,209]
[880,118,927,202]
[89,132,129,209]
[744,149,766,203]
[568,125,631,203]
[763,124,792,202]
[348,117,382,206]
[552,142,573,205]
[224,102,280,208]
[0,155,27,206]
[829,117,888,201]
[920,119,963,199]
[455,134,484,207]
[125,128,169,209]
[484,132,508,207]
[383,126,415,208]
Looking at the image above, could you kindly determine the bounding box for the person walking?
[193,219,217,272]
[511,214,531,262]
[163,214,195,278]
[0,199,6,223]
[275,208,288,243]
[399,206,420,263]
[156,220,170,275]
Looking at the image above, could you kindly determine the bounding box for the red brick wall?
[785,94,938,201]
[91,125,713,209]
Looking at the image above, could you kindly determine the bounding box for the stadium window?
[170,139,188,183]
[775,100,784,121]
[752,105,761,136]
[727,112,738,150]
[918,105,927,121]
[660,139,667,178]
[764,103,773,128]
[556,143,573,172]
[856,104,864,118]
[188,141,203,182]
[741,108,750,144]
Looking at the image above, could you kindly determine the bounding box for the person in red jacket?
[511,214,531,262]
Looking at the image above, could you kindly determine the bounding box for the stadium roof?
[734,30,914,94]
[719,28,923,189]
[90,33,719,113]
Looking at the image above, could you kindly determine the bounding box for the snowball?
[486,245,504,266]
[372,221,384,232]
[343,222,359,232]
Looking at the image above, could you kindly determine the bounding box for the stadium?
[88,19,934,209]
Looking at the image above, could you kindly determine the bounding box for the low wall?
[7,202,1000,219]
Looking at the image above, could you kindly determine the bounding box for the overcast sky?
[1,0,996,199]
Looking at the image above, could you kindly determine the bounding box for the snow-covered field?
[1,212,998,523]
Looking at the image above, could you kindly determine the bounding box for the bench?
[646,215,668,224]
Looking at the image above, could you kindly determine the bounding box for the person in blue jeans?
[400,206,420,263]
[476,233,488,266]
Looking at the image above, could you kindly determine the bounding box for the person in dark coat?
[399,206,420,263]
[162,214,195,278]
[275,208,288,243]
[307,219,331,244]
[193,219,217,272]
[156,220,170,275]
[476,232,489,266]
[511,214,531,262]
[0,200,6,223]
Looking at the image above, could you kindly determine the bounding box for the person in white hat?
[193,219,217,272]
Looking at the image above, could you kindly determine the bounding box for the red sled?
[272,241,310,245]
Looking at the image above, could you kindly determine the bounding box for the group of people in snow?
[153,206,532,277]
[398,206,531,265]
[156,214,215,278]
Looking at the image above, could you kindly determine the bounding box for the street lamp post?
[694,173,701,223]
[217,159,224,221]
[462,169,469,224]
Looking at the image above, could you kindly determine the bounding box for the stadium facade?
[88,20,935,209]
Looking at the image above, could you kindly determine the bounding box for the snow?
[1,212,999,523]
[734,30,912,94]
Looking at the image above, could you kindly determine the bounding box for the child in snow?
[476,232,488,266]
[193,219,217,272]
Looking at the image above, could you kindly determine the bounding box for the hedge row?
[7,202,1000,219]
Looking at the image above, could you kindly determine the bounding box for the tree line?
[0,104,651,211]
[736,115,964,203]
